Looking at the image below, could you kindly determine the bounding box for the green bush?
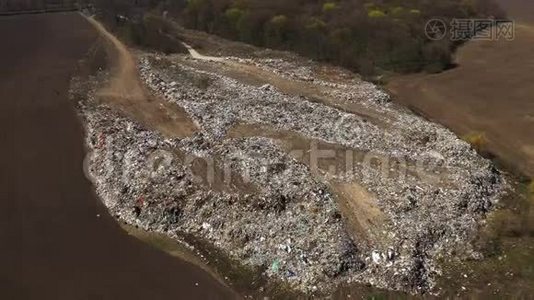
[390,6,404,17]
[322,2,337,12]
[463,132,488,152]
[368,9,386,18]
[225,7,244,24]
[115,14,187,54]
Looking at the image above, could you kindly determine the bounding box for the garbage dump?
[71,48,507,294]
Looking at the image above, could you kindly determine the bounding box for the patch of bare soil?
[496,0,534,24]
[384,1,534,297]
[84,16,197,138]
[387,22,534,177]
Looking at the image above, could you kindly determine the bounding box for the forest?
[96,0,505,75]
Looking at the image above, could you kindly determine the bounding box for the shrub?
[391,6,404,17]
[270,15,288,27]
[305,17,327,31]
[225,7,244,24]
[187,0,207,11]
[322,2,337,13]
[368,9,386,18]
[463,132,488,152]
[422,40,453,73]
[116,15,187,54]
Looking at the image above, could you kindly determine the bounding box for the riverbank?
[0,12,235,299]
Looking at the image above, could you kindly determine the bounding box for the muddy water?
[0,12,235,299]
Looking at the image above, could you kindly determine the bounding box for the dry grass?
[462,132,488,152]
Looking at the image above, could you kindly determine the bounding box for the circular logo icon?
[425,19,447,40]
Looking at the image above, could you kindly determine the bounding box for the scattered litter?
[70,46,507,294]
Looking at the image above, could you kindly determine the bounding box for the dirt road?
[85,16,197,138]
[0,12,234,299]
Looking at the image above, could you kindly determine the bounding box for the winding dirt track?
[0,12,234,299]
[85,15,197,138]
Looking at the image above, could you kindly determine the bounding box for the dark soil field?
[387,0,534,178]
[386,1,534,298]
[0,12,234,299]
[497,0,534,24]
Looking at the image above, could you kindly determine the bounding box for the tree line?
[94,0,505,75]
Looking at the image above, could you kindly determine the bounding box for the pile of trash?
[79,101,362,292]
[74,49,507,294]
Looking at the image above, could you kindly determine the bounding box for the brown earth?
[84,16,197,139]
[387,0,534,178]
[497,0,534,24]
[384,1,534,298]
[0,12,235,299]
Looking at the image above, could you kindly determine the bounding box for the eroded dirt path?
[84,16,197,138]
